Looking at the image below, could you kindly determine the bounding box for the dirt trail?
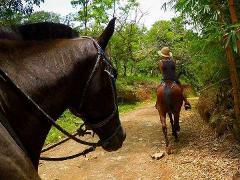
[39,99,240,180]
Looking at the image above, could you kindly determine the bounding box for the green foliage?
[0,0,44,25]
[118,101,150,114]
[167,0,239,53]
[71,0,120,34]
[163,0,240,89]
[108,14,222,91]
[24,11,61,24]
[110,23,146,76]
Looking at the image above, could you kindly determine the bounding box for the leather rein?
[0,37,120,161]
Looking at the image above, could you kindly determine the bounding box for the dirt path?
[39,99,240,180]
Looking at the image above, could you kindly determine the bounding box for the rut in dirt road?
[39,98,240,180]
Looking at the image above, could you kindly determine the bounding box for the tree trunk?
[227,0,240,140]
[225,45,240,140]
[237,28,240,55]
[228,0,240,55]
[113,0,116,17]
[83,0,88,35]
[228,0,238,23]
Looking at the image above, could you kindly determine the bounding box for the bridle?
[72,37,121,147]
[0,37,122,160]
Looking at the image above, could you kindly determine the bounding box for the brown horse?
[0,18,125,179]
[155,81,184,154]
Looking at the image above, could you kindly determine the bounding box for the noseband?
[0,37,122,159]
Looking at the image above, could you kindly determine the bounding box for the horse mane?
[0,27,22,40]
[0,22,79,41]
[18,22,79,40]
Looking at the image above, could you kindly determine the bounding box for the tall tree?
[71,0,90,34]
[71,0,119,35]
[226,0,240,137]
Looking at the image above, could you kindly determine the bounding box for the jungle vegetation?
[0,0,240,141]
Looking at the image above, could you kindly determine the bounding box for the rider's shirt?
[160,59,176,81]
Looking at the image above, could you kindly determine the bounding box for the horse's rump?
[156,82,183,113]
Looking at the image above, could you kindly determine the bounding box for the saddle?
[160,80,178,89]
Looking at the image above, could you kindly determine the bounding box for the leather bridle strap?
[78,37,118,130]
[77,37,116,111]
[0,69,100,146]
[40,146,96,161]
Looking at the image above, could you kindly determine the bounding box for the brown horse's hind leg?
[160,113,168,146]
[158,112,172,154]
[174,112,180,132]
[168,113,178,140]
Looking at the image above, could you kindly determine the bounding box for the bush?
[116,76,159,103]
[197,84,234,137]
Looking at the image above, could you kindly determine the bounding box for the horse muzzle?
[101,125,126,152]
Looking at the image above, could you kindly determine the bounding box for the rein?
[0,37,119,161]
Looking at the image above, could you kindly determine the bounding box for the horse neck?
[0,39,95,169]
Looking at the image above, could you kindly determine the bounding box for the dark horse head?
[0,18,125,171]
[69,18,126,151]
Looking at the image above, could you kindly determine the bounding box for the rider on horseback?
[158,47,191,110]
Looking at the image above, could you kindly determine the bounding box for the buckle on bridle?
[77,123,93,136]
[104,69,115,78]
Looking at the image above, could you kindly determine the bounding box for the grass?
[118,101,153,114]
[45,110,82,145]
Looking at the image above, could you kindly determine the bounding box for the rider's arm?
[159,60,163,74]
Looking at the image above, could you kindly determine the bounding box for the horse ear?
[97,17,116,50]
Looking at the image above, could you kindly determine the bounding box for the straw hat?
[158,47,173,58]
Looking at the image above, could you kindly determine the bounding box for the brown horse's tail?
[163,85,174,113]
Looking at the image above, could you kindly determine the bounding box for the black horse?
[0,18,126,179]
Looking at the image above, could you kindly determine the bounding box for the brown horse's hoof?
[166,146,174,155]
